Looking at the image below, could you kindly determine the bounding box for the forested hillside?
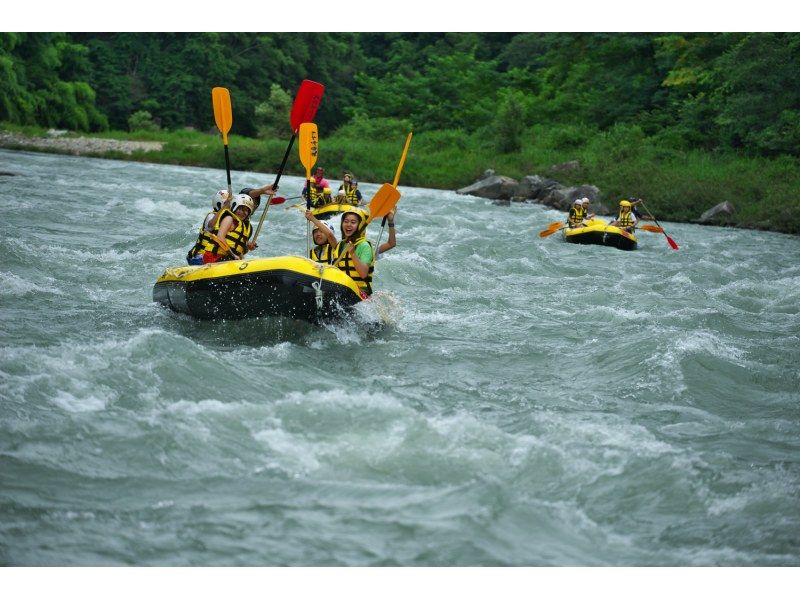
[3,32,799,158]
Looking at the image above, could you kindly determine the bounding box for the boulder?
[540,184,601,212]
[456,174,519,200]
[513,175,561,201]
[699,201,736,224]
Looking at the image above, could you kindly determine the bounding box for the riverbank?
[2,124,799,234]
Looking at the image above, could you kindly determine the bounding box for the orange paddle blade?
[367,184,401,222]
[211,87,232,144]
[641,224,664,233]
[539,222,565,238]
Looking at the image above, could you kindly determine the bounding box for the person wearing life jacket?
[303,181,327,208]
[186,189,232,265]
[201,194,255,263]
[305,209,337,264]
[580,197,595,222]
[567,199,588,228]
[609,199,639,232]
[337,172,362,206]
[333,207,374,298]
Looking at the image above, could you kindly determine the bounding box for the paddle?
[637,199,679,250]
[640,224,664,233]
[298,122,319,255]
[374,132,413,259]
[211,87,234,197]
[539,221,566,238]
[251,79,325,246]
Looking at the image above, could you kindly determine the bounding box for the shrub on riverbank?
[2,122,799,234]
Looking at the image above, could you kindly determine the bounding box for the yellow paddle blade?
[211,87,232,144]
[392,132,413,187]
[367,184,401,222]
[298,122,319,178]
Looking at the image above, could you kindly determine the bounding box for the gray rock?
[513,175,561,201]
[479,169,496,180]
[456,175,519,200]
[699,201,736,224]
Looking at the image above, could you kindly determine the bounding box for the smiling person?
[333,207,374,298]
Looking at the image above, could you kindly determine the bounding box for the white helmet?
[574,199,583,206]
[212,189,228,211]
[231,194,255,216]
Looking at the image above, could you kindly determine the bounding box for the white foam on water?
[133,196,196,219]
[0,271,64,296]
[51,388,111,413]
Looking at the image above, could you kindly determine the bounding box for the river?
[1,148,799,566]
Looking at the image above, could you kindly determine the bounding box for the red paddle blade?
[666,235,679,250]
[290,80,325,131]
[270,196,286,205]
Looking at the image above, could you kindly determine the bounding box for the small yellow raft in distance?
[153,255,363,323]
[563,218,638,251]
[311,201,361,221]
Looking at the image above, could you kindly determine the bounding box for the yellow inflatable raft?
[563,218,638,251]
[153,255,363,322]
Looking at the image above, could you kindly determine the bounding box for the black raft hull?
[153,255,363,323]
[563,219,638,251]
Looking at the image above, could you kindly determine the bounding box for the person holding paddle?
[333,207,374,298]
[239,183,278,211]
[201,194,256,263]
[567,199,589,228]
[609,199,641,232]
[305,210,337,264]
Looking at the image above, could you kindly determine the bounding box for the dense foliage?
[3,32,800,157]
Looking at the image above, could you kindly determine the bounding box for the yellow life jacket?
[306,183,325,208]
[309,244,333,264]
[340,183,359,205]
[617,210,635,227]
[200,208,252,257]
[568,206,586,226]
[333,238,374,296]
[187,210,221,260]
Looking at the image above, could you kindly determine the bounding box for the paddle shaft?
[252,132,297,244]
[638,200,679,249]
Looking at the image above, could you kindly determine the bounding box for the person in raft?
[186,189,232,265]
[303,181,331,208]
[567,198,588,228]
[337,172,362,206]
[305,210,337,264]
[333,207,374,298]
[608,199,642,232]
[580,197,596,221]
[239,183,278,212]
[201,194,256,263]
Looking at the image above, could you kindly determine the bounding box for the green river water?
[1,149,798,566]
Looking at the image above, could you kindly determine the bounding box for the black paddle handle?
[272,132,297,191]
[223,144,232,192]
